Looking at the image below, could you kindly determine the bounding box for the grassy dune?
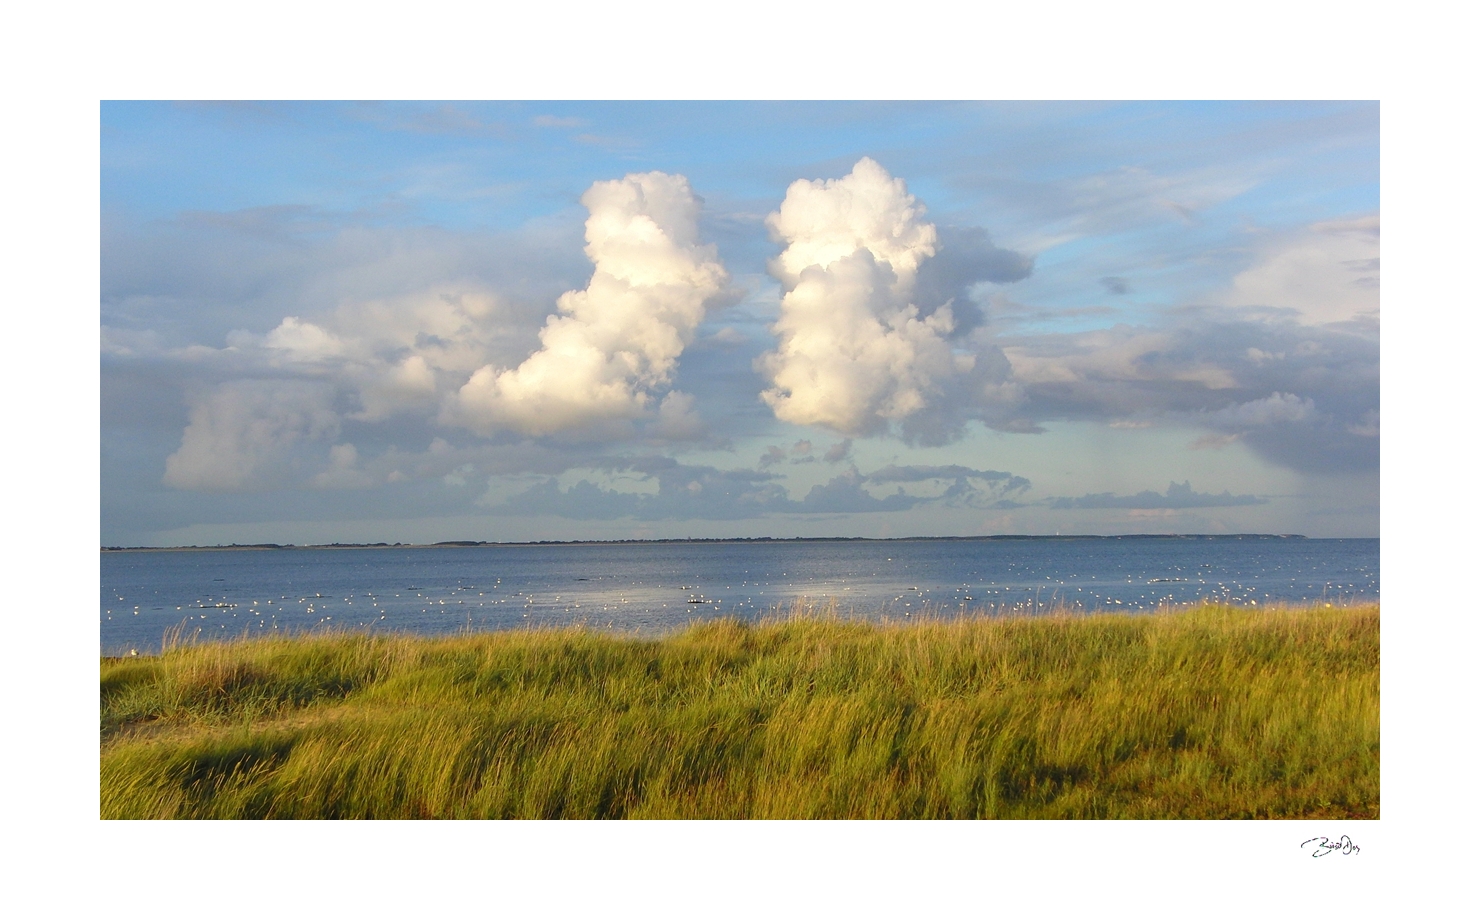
[100,602,1378,819]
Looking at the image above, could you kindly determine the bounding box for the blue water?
[100,537,1378,654]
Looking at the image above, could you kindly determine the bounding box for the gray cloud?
[1050,481,1266,510]
[822,439,853,463]
[1203,392,1315,427]
[913,225,1034,336]
[864,464,1030,493]
[999,309,1378,473]
[486,460,1032,522]
[757,446,787,469]
[102,205,586,350]
[495,460,788,521]
[754,440,828,468]
[163,380,340,492]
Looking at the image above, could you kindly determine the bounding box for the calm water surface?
[100,537,1378,654]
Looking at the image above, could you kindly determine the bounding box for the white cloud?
[447,172,728,436]
[757,158,970,436]
[767,157,938,292]
[1222,216,1379,324]
[221,286,525,421]
[1206,392,1316,427]
[163,381,339,491]
[263,316,345,362]
[333,287,527,419]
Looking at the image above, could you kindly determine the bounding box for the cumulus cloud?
[1221,216,1379,325]
[758,158,1025,441]
[210,285,533,424]
[163,381,339,491]
[1050,481,1266,510]
[263,316,346,362]
[132,174,733,498]
[767,158,939,293]
[447,172,728,436]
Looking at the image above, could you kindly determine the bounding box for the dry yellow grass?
[101,601,1379,819]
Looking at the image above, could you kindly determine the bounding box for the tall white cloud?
[447,172,728,436]
[757,158,971,436]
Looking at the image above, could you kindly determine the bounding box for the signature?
[1301,835,1359,857]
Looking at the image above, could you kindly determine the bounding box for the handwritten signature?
[1301,835,1359,857]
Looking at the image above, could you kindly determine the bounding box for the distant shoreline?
[100,533,1328,552]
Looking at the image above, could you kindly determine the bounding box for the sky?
[100,101,1379,545]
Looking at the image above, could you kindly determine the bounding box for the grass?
[100,601,1378,819]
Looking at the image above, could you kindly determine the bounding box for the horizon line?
[99,533,1345,552]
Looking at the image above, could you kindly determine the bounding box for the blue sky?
[101,101,1378,544]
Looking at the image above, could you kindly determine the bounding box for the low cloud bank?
[1002,308,1379,473]
[1050,481,1266,510]
[487,459,1032,521]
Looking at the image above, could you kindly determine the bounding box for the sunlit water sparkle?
[101,536,1378,655]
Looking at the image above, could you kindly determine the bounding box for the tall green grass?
[100,601,1378,819]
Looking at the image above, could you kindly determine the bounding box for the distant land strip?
[100,534,1315,552]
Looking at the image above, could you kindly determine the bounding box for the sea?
[100,536,1378,654]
